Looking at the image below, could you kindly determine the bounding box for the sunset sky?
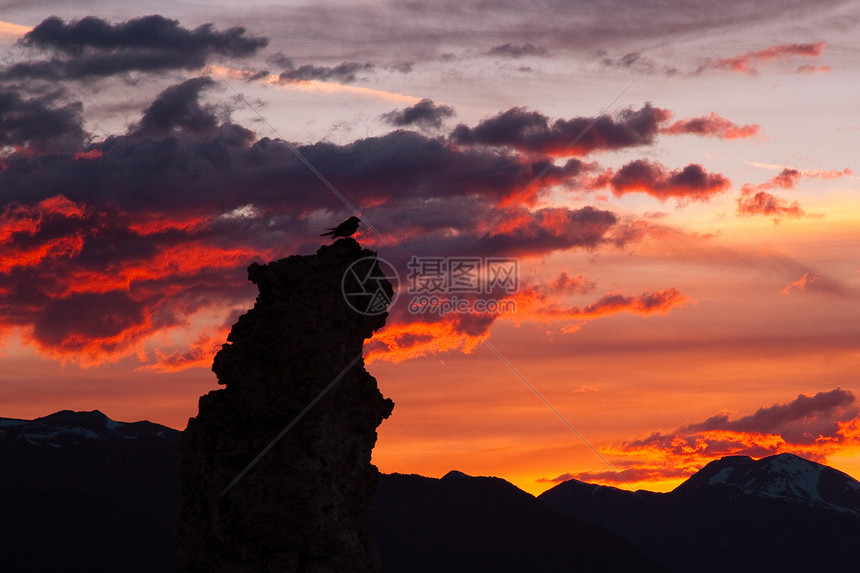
[1,0,859,495]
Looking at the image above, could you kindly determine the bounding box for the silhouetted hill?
[5,413,860,573]
[0,410,180,573]
[363,471,666,572]
[539,453,860,573]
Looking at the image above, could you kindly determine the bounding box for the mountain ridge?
[3,410,860,573]
[539,452,860,572]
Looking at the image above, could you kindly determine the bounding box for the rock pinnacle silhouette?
[321,216,361,239]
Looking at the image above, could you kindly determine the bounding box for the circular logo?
[341,256,399,315]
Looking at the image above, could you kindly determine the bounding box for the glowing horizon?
[1,4,859,497]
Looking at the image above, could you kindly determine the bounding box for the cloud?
[545,273,596,295]
[368,279,689,363]
[661,112,760,139]
[450,103,672,157]
[781,272,813,295]
[130,76,219,136]
[381,99,455,129]
[700,41,826,74]
[735,168,831,221]
[21,15,266,57]
[683,388,858,445]
[0,86,87,152]
[572,389,860,486]
[599,51,679,76]
[2,15,267,80]
[0,15,749,371]
[2,77,682,367]
[790,64,831,74]
[548,288,692,319]
[541,464,695,485]
[487,43,547,58]
[278,61,375,83]
[591,159,731,202]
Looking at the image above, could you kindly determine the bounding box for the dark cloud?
[599,51,679,76]
[266,52,294,70]
[0,87,87,152]
[0,80,645,365]
[593,388,860,485]
[545,288,691,319]
[22,15,267,56]
[546,273,596,294]
[488,43,547,58]
[32,291,149,353]
[544,465,695,484]
[684,388,858,445]
[278,61,375,83]
[381,99,455,129]
[387,61,414,73]
[595,159,730,202]
[475,206,618,255]
[661,112,760,139]
[2,15,267,80]
[131,77,219,136]
[450,104,672,157]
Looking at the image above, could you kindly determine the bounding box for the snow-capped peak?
[680,453,860,516]
[759,453,822,501]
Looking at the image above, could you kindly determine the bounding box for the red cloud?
[791,65,832,74]
[737,189,806,220]
[781,272,813,295]
[735,166,851,221]
[704,42,827,74]
[555,288,692,319]
[0,194,269,366]
[661,112,760,139]
[73,148,103,161]
[367,274,689,363]
[0,75,731,370]
[546,464,698,485]
[147,320,236,372]
[591,159,730,202]
[0,195,86,273]
[546,273,596,295]
[366,316,488,363]
[569,389,860,487]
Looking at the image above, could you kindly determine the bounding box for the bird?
[320,216,361,239]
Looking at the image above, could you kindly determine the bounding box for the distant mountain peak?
[678,453,860,515]
[37,409,114,429]
[0,410,179,447]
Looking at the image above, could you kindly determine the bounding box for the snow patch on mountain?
[762,454,822,501]
[707,466,734,485]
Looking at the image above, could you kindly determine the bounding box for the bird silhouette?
[320,216,361,239]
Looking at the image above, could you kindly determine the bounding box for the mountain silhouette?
[0,410,180,573]
[5,412,859,573]
[362,471,665,572]
[538,453,860,572]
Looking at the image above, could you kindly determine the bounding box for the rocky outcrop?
[177,239,394,572]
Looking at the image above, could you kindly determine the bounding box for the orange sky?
[1,4,859,496]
